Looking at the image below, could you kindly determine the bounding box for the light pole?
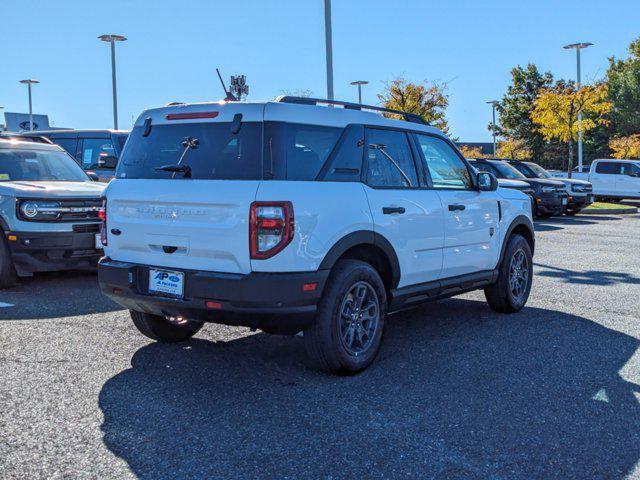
[0,105,4,132]
[19,79,39,131]
[350,80,368,104]
[486,100,499,157]
[563,42,593,172]
[324,0,334,100]
[99,34,127,130]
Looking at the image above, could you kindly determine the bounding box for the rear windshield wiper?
[155,136,199,178]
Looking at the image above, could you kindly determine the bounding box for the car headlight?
[541,186,555,193]
[572,184,586,192]
[18,201,62,221]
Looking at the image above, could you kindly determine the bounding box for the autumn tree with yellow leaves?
[609,134,640,159]
[531,84,611,176]
[378,77,449,133]
[458,144,487,158]
[496,138,532,160]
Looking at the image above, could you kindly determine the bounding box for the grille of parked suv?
[17,198,102,222]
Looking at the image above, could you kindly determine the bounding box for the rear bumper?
[6,229,102,276]
[98,259,329,334]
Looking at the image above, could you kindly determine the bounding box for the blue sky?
[1,0,639,140]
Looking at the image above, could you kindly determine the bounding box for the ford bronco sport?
[0,138,105,287]
[98,97,535,374]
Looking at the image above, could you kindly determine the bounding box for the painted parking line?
[0,302,14,308]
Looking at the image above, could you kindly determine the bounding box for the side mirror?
[477,171,498,191]
[86,171,100,182]
[97,154,118,169]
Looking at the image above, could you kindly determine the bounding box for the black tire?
[564,209,581,216]
[130,310,203,343]
[537,212,553,219]
[304,259,387,374]
[0,233,17,289]
[484,234,533,313]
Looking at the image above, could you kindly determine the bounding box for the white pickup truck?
[555,159,640,201]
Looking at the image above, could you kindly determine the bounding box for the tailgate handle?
[162,246,179,254]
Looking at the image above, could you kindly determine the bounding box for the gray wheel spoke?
[337,281,380,356]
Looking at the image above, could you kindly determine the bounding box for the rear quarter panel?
[252,182,373,272]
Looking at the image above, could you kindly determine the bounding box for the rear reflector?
[302,282,318,292]
[165,112,219,120]
[205,301,222,310]
[112,288,123,295]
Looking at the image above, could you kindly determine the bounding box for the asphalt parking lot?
[1,213,639,479]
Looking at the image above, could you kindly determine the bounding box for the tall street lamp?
[19,79,40,131]
[99,34,127,130]
[486,100,499,157]
[324,0,334,100]
[350,80,368,104]
[563,42,593,172]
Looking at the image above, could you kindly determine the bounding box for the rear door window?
[364,128,419,188]
[80,138,117,168]
[264,123,341,180]
[119,122,263,180]
[595,162,622,174]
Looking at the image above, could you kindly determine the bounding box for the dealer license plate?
[95,233,103,250]
[562,198,568,205]
[149,269,185,298]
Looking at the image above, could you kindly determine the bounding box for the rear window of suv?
[118,121,342,181]
[118,122,263,180]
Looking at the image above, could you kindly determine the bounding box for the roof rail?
[275,96,429,125]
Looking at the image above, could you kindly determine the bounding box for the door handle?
[448,204,466,211]
[382,206,406,215]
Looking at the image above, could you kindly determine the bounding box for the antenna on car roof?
[216,68,238,102]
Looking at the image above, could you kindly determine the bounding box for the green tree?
[494,64,554,161]
[378,77,449,133]
[586,36,640,159]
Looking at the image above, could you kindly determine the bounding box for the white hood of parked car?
[0,181,106,198]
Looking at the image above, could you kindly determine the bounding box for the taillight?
[99,196,107,246]
[250,201,294,259]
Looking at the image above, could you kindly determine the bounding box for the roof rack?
[0,133,54,144]
[275,96,429,125]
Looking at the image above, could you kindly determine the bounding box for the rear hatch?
[103,103,264,274]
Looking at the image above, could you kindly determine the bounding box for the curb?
[580,207,638,215]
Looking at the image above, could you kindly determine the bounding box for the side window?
[365,128,418,188]
[263,123,342,180]
[321,125,364,182]
[621,163,640,176]
[80,138,117,168]
[416,135,472,189]
[51,138,77,157]
[595,162,622,174]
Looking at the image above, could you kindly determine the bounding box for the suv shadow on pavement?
[99,298,640,479]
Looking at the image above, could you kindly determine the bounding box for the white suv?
[98,97,535,373]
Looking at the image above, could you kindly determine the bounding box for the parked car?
[19,129,129,182]
[557,159,640,201]
[468,158,566,218]
[468,159,534,201]
[98,97,535,374]
[0,138,106,287]
[507,160,593,215]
